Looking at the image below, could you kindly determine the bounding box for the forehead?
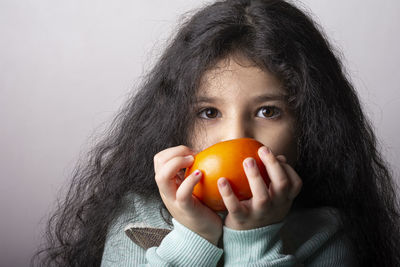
[197,56,285,99]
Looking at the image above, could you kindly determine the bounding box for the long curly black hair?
[32,0,400,266]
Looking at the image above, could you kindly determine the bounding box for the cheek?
[258,126,297,165]
[272,135,297,165]
[188,122,216,153]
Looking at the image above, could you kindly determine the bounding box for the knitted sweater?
[101,194,355,266]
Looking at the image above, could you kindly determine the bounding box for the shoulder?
[111,193,172,232]
[101,193,171,266]
[130,194,172,229]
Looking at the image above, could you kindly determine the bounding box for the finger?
[258,147,290,204]
[218,178,245,217]
[155,155,194,198]
[242,157,270,209]
[154,145,195,172]
[280,163,303,200]
[175,170,202,208]
[276,155,287,163]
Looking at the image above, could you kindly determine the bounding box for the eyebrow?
[195,93,289,104]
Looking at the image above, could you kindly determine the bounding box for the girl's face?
[190,56,298,165]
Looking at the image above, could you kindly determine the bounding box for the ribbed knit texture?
[101,194,356,266]
[223,223,296,266]
[146,219,223,266]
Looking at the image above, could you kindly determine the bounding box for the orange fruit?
[184,138,269,211]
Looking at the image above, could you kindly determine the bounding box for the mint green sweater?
[101,194,355,266]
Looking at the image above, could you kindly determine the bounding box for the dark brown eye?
[257,106,281,119]
[198,108,220,119]
[262,107,274,117]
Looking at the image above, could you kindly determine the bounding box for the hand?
[154,145,223,245]
[217,146,302,230]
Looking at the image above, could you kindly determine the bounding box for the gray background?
[1,0,399,266]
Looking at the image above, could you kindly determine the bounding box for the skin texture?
[153,56,302,245]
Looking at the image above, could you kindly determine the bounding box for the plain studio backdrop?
[1,0,399,266]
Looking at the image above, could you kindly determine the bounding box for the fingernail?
[245,158,255,168]
[218,178,227,187]
[185,155,194,160]
[194,170,201,176]
[260,147,271,157]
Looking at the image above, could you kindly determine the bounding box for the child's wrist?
[175,218,222,245]
[225,219,284,230]
[200,232,221,246]
[190,224,222,245]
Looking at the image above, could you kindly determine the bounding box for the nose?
[220,116,253,142]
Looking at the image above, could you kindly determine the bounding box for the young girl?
[33,0,400,266]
